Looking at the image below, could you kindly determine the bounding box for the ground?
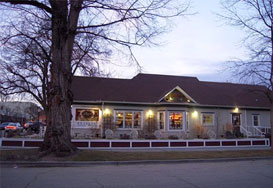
[1,149,273,161]
[1,159,273,188]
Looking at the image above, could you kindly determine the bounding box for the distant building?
[0,101,40,123]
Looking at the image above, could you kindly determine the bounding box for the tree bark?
[41,0,82,156]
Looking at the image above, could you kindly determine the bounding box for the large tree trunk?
[41,0,82,156]
[268,85,273,150]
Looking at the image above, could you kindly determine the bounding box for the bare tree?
[0,14,109,126]
[0,0,190,156]
[219,0,273,149]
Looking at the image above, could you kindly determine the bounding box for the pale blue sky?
[105,0,247,82]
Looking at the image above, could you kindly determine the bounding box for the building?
[71,73,271,139]
[0,101,40,124]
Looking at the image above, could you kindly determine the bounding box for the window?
[115,111,142,129]
[134,112,141,129]
[252,114,260,126]
[201,113,214,126]
[115,111,124,128]
[158,112,165,130]
[125,112,132,128]
[169,112,183,130]
[75,109,99,121]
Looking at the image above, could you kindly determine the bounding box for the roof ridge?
[200,80,266,87]
[73,75,130,81]
[133,73,199,80]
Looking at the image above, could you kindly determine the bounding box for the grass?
[1,149,273,161]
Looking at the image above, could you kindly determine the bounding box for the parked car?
[0,122,12,130]
[25,122,46,133]
[4,122,23,132]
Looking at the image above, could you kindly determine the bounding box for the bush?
[225,131,234,139]
[120,134,130,139]
[144,135,156,140]
[168,135,179,140]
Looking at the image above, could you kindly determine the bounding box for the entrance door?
[232,113,241,136]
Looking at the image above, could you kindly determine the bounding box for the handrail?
[241,126,252,137]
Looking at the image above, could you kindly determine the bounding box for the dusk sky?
[105,0,248,83]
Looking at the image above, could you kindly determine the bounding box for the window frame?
[252,114,260,127]
[201,112,215,126]
[167,111,185,131]
[114,110,143,130]
[157,111,165,130]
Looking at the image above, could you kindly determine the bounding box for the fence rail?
[0,138,270,149]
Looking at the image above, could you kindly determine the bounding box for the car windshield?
[1,122,12,126]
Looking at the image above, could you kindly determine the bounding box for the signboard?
[74,108,100,128]
[75,109,99,121]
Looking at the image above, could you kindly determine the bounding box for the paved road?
[1,159,273,188]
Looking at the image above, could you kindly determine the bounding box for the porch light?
[192,111,198,118]
[147,110,154,118]
[103,108,111,116]
[233,107,239,113]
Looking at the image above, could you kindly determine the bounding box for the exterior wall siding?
[71,105,270,139]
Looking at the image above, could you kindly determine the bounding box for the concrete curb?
[1,156,273,167]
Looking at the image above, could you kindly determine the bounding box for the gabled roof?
[72,73,270,108]
[158,86,197,103]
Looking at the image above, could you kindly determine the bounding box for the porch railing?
[241,126,252,137]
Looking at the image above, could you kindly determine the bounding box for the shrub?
[168,135,179,140]
[144,135,156,140]
[120,134,130,139]
[225,131,234,139]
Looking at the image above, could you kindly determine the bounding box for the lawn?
[1,149,273,161]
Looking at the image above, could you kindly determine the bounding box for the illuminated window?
[115,111,124,128]
[75,109,99,121]
[169,112,183,130]
[201,113,214,126]
[134,112,141,129]
[158,112,165,130]
[252,114,260,126]
[125,112,132,128]
[115,111,142,129]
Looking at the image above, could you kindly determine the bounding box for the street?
[1,159,273,188]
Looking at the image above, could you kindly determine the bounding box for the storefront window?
[134,112,141,128]
[125,112,133,128]
[169,112,183,130]
[115,111,142,129]
[115,111,124,128]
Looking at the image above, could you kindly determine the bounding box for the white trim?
[0,138,270,149]
[167,111,186,131]
[158,86,197,103]
[252,114,260,127]
[157,111,165,130]
[114,110,143,130]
